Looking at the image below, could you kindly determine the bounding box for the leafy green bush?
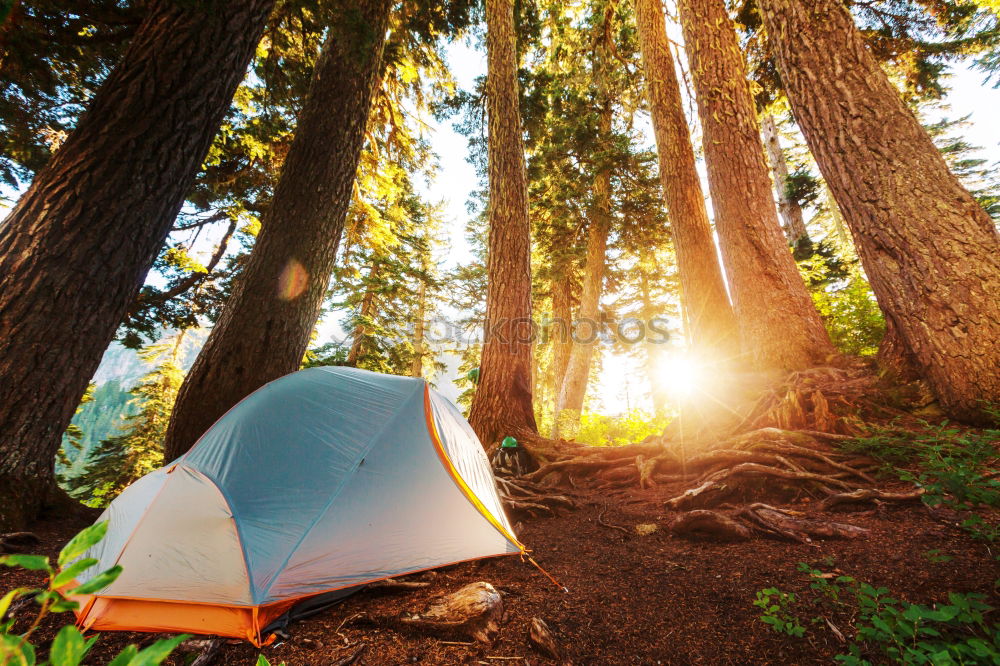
[838,584,1000,665]
[841,419,1000,542]
[0,521,187,665]
[755,562,1000,664]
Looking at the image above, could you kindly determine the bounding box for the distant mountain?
[60,329,208,475]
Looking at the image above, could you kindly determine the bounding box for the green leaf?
[1,633,37,666]
[69,566,122,595]
[49,625,87,666]
[0,587,28,619]
[52,559,99,589]
[106,645,138,666]
[59,522,109,567]
[256,655,271,666]
[0,555,51,572]
[127,633,190,666]
[49,599,81,614]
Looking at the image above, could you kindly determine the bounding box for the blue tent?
[73,367,521,643]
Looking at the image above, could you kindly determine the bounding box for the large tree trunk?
[553,33,616,437]
[633,0,739,362]
[163,0,392,460]
[467,0,538,448]
[761,113,809,245]
[677,0,835,372]
[0,0,274,530]
[758,0,1000,423]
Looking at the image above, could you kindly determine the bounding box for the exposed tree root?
[492,366,931,544]
[736,504,868,543]
[495,475,579,517]
[670,504,868,544]
[669,510,752,541]
[819,488,925,512]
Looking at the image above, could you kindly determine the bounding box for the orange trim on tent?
[422,385,525,551]
[72,551,519,645]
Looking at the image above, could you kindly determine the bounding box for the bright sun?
[658,354,704,398]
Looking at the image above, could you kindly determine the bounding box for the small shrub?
[0,521,187,665]
[754,587,806,637]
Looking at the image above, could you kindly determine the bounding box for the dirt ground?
[3,483,998,666]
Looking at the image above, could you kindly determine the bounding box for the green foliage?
[0,521,187,665]
[838,585,1000,665]
[799,257,885,357]
[569,410,670,448]
[65,337,185,506]
[754,587,806,637]
[755,562,1000,664]
[841,419,1000,541]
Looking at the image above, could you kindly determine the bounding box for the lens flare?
[277,259,309,301]
[659,355,703,397]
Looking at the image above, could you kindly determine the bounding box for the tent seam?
[256,379,427,603]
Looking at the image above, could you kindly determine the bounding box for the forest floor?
[4,471,998,665]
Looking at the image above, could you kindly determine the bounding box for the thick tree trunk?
[633,0,739,362]
[759,0,1000,423]
[163,0,392,460]
[678,0,836,372]
[0,0,274,530]
[553,37,616,437]
[761,113,809,245]
[468,0,538,448]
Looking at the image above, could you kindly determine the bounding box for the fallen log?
[400,582,503,643]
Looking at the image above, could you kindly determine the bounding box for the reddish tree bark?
[163,0,393,460]
[634,0,739,362]
[678,0,836,372]
[0,0,274,529]
[759,0,1000,423]
[468,0,538,448]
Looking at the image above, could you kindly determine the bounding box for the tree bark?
[163,0,393,460]
[467,0,539,448]
[633,0,739,362]
[761,112,809,245]
[553,32,617,436]
[549,271,573,419]
[758,0,1000,423]
[0,0,275,530]
[555,170,611,434]
[678,0,836,372]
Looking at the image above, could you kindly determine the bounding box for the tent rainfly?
[71,367,524,644]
